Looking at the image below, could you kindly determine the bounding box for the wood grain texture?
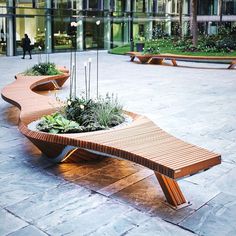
[1,67,221,208]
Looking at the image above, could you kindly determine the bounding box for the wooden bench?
[127,52,236,69]
[1,72,221,209]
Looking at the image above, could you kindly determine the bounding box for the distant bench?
[127,52,236,69]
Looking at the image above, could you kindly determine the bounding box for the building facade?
[0,0,236,56]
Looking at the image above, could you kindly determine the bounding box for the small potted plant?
[36,94,126,134]
[139,40,162,64]
[19,62,69,91]
[135,35,145,52]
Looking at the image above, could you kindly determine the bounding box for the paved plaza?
[0,52,236,236]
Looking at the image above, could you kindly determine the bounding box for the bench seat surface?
[2,73,221,180]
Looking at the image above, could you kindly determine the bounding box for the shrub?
[24,62,61,76]
[36,113,82,134]
[216,37,236,52]
[37,94,125,133]
[90,94,125,128]
[173,35,236,53]
[143,40,160,55]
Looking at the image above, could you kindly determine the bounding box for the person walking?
[21,34,32,59]
[1,28,4,42]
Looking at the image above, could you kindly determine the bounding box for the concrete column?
[123,19,129,43]
[182,21,188,35]
[99,0,104,9]
[126,0,131,11]
[45,0,52,53]
[164,19,171,36]
[164,0,171,36]
[133,0,136,12]
[145,0,152,40]
[149,0,153,13]
[75,1,83,50]
[76,0,83,10]
[165,0,171,14]
[6,0,14,56]
[145,21,152,40]
[104,16,111,49]
[6,18,14,56]
[183,0,188,14]
[103,0,110,9]
[181,0,188,36]
[145,0,149,13]
[76,22,83,51]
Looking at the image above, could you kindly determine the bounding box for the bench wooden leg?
[155,172,190,209]
[228,61,236,69]
[130,56,135,62]
[147,57,153,64]
[51,80,60,89]
[171,59,178,66]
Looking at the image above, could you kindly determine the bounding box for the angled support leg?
[228,61,236,69]
[51,80,60,90]
[130,56,135,62]
[155,172,190,210]
[171,59,178,66]
[147,57,153,64]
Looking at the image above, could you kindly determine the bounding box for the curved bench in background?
[127,52,236,69]
[1,71,221,209]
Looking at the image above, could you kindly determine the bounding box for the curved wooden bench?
[33,66,70,91]
[127,52,236,69]
[1,72,221,209]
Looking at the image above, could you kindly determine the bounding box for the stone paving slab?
[180,193,236,236]
[125,217,195,236]
[0,208,28,235]
[1,52,236,235]
[8,225,48,236]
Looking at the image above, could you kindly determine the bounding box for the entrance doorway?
[0,17,6,55]
[84,11,104,50]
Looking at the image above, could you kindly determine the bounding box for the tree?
[190,0,198,46]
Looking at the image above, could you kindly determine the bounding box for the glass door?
[84,11,104,50]
[0,0,7,55]
[0,17,6,55]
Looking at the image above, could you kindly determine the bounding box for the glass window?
[136,0,145,13]
[84,12,104,49]
[198,0,217,15]
[15,14,45,55]
[53,10,72,51]
[114,0,125,12]
[172,0,176,13]
[0,1,7,54]
[158,0,165,14]
[104,0,110,10]
[112,22,123,47]
[36,0,45,8]
[89,0,98,9]
[0,0,6,6]
[223,0,236,15]
[16,0,33,8]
